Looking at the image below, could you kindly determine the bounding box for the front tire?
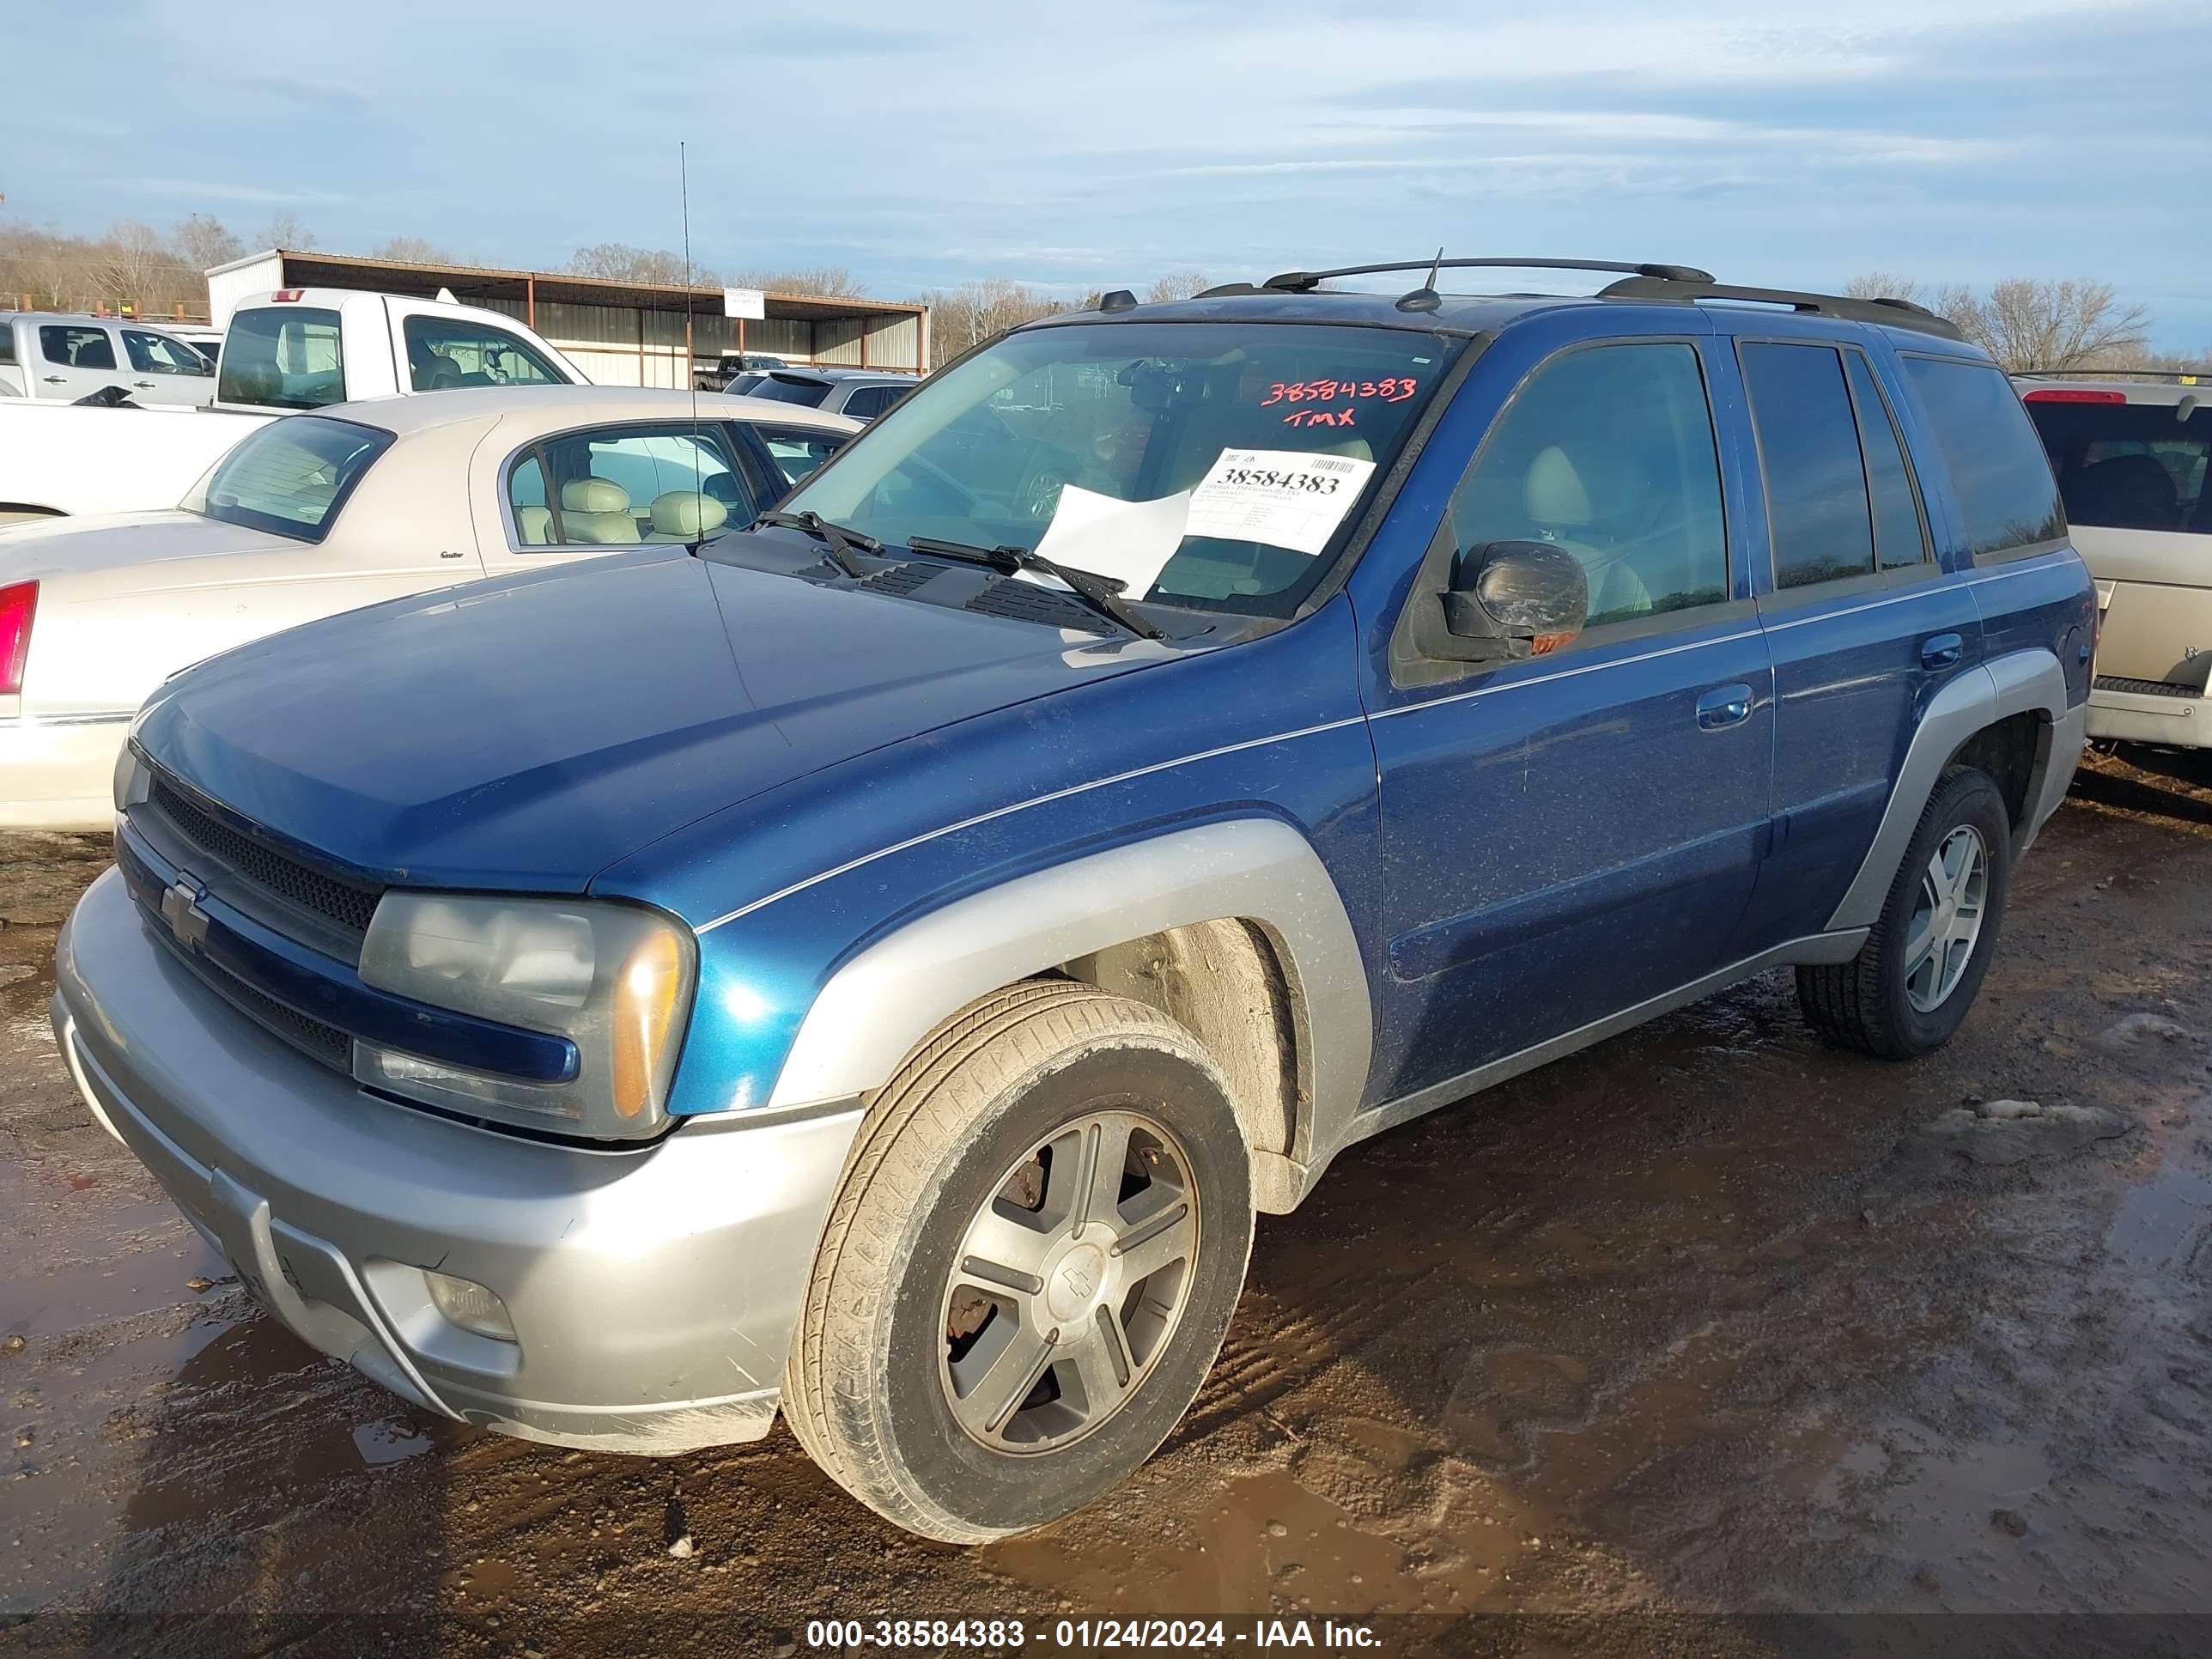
[782,980,1254,1542]
[1797,765,2013,1060]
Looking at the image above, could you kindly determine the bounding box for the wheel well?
[1059,919,1303,1166]
[1948,711,2045,837]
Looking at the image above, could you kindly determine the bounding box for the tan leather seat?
[1522,446,1649,620]
[558,477,640,544]
[644,490,729,543]
[514,505,555,545]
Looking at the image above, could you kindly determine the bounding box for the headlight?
[112,742,149,814]
[355,893,696,1140]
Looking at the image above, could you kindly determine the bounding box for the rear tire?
[1796,765,2012,1060]
[782,980,1254,1543]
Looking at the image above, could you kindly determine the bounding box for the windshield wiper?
[904,536,1168,641]
[751,509,879,577]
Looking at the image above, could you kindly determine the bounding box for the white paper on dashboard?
[1022,483,1194,597]
[1184,447,1376,556]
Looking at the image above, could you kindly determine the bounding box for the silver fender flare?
[1826,647,2077,932]
[766,817,1372,1177]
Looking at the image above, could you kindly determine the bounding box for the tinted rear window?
[0,328,14,367]
[840,383,908,420]
[218,306,345,409]
[188,416,391,542]
[751,374,833,408]
[1903,356,2065,559]
[1741,342,1875,588]
[2026,398,2209,535]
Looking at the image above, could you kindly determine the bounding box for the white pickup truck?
[0,289,586,525]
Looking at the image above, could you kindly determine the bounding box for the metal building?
[204,249,928,386]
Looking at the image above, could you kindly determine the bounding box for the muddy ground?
[4,750,2212,1657]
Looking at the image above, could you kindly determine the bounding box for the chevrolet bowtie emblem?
[160,878,210,950]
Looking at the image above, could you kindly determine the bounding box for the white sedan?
[0,386,858,830]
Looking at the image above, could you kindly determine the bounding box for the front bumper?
[0,712,131,831]
[2085,682,2212,749]
[54,867,863,1454]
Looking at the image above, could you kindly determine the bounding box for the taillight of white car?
[0,581,35,696]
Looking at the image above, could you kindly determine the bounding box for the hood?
[0,510,295,583]
[131,547,1179,890]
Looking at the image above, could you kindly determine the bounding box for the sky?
[3,0,2207,346]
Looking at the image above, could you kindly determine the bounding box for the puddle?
[0,1236,228,1343]
[2106,1164,2212,1277]
[354,1416,435,1468]
[986,1468,1510,1616]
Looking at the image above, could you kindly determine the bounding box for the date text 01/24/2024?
[802,1617,1383,1650]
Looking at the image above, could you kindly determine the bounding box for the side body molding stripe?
[766,818,1373,1150]
[1826,647,2075,932]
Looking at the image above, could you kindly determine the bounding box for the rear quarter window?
[1902,356,2065,560]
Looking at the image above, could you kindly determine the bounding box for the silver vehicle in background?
[0,313,216,406]
[2020,371,2212,749]
[744,365,919,421]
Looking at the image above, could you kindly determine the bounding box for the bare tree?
[1977,278,2150,373]
[920,278,1066,355]
[564,242,708,285]
[726,265,864,298]
[1143,270,1211,304]
[172,213,245,275]
[372,234,455,265]
[95,221,173,307]
[1844,271,2152,372]
[259,210,315,251]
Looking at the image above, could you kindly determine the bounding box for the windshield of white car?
[185,416,393,544]
[777,320,1462,620]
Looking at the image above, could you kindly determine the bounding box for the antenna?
[1396,246,1445,313]
[681,140,708,553]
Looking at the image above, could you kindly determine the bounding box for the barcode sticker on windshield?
[1185,448,1377,556]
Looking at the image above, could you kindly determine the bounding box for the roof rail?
[1258,257,1716,294]
[1595,275,1964,341]
[2010,366,2206,381]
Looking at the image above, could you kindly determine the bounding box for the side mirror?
[1442,540,1589,662]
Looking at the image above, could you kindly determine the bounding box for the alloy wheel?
[940,1109,1201,1454]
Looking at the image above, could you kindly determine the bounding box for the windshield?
[2027,398,2209,535]
[185,415,392,543]
[781,320,1461,617]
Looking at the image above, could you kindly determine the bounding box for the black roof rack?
[1258,257,1715,294]
[1595,275,1964,341]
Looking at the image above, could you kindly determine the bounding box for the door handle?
[42,374,66,384]
[133,380,156,389]
[1920,632,1964,671]
[1696,683,1755,730]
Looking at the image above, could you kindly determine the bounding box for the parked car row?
[0,311,216,405]
[0,288,592,524]
[43,256,2100,1546]
[0,386,858,827]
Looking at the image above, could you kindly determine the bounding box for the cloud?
[0,0,2203,345]
[118,179,349,207]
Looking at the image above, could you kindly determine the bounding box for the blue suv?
[53,258,2093,1541]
